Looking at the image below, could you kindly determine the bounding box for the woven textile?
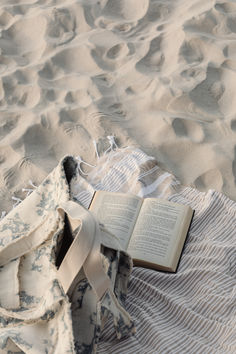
[70,147,236,354]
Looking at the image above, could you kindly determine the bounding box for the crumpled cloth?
[0,155,135,354]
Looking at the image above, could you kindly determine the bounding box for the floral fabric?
[0,156,135,353]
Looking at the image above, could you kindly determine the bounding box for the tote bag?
[0,156,135,353]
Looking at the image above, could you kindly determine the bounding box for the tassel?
[92,139,100,160]
[12,196,23,208]
[22,188,34,196]
[0,211,6,220]
[29,180,37,189]
[22,180,37,197]
[75,155,96,176]
[104,136,118,154]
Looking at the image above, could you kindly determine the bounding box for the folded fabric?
[0,155,135,353]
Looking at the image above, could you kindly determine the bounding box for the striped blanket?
[70,147,236,354]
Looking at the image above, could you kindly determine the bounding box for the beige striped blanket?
[70,147,236,354]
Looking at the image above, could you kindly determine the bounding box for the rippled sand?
[0,0,236,213]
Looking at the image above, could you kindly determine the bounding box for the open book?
[89,191,194,272]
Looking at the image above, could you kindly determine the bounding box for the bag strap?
[57,201,111,300]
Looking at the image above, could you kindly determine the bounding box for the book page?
[90,191,142,249]
[127,199,187,268]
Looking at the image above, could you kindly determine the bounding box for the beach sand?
[0,0,236,215]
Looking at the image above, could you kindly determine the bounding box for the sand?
[0,0,236,215]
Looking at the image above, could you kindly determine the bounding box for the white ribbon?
[57,201,111,300]
[75,155,96,176]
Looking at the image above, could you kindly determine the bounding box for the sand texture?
[0,0,236,214]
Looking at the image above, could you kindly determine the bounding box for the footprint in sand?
[102,0,149,21]
[0,116,19,140]
[113,23,132,34]
[194,169,223,192]
[64,90,92,108]
[180,68,206,90]
[107,102,126,117]
[45,7,76,45]
[223,42,236,60]
[179,38,203,65]
[215,2,236,14]
[38,61,62,80]
[189,66,224,115]
[106,43,129,59]
[225,15,236,33]
[92,73,115,88]
[59,108,84,125]
[52,46,101,75]
[2,75,40,108]
[19,124,58,173]
[136,35,164,73]
[172,118,205,143]
[89,30,132,70]
[146,2,170,22]
[184,10,217,35]
[0,155,5,164]
[14,68,37,85]
[0,15,46,55]
[0,10,14,29]
[222,59,236,71]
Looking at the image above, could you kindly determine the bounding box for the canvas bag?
[0,156,135,353]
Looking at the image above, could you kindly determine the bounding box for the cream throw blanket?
[70,147,236,354]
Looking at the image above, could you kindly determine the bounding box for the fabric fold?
[0,154,135,353]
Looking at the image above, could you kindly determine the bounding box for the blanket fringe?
[0,136,118,220]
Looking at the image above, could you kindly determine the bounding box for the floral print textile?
[0,156,135,353]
